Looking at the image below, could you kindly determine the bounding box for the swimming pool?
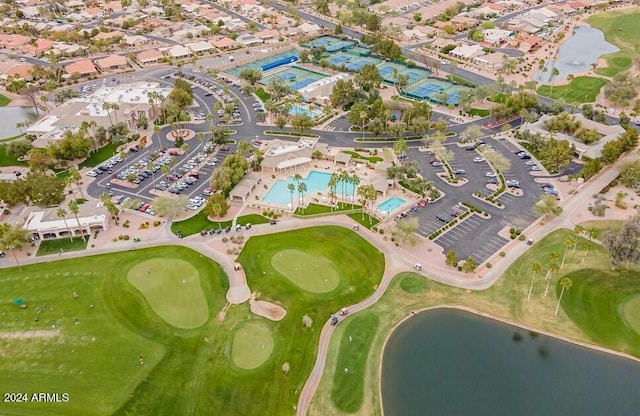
[263,171,355,206]
[377,196,406,213]
[289,106,321,118]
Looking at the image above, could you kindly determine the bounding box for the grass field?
[78,142,120,169]
[295,202,359,216]
[127,258,209,329]
[537,76,607,103]
[36,237,88,256]
[587,10,640,77]
[331,313,379,412]
[0,93,11,107]
[578,219,623,235]
[342,150,383,163]
[0,227,384,416]
[347,212,380,229]
[271,249,340,293]
[171,212,269,236]
[231,322,274,369]
[0,144,28,167]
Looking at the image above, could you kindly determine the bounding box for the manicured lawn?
[331,313,379,412]
[537,76,607,103]
[347,212,380,229]
[295,202,360,216]
[36,237,88,256]
[561,267,640,356]
[0,93,11,107]
[0,144,28,167]
[231,322,274,369]
[0,246,229,416]
[171,212,269,236]
[446,74,477,87]
[78,142,120,169]
[235,226,384,413]
[467,107,490,117]
[127,258,209,329]
[255,88,271,102]
[587,10,640,77]
[578,219,623,236]
[342,150,383,163]
[271,249,340,293]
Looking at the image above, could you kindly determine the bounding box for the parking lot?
[407,136,546,264]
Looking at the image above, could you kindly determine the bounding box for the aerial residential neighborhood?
[1,0,640,414]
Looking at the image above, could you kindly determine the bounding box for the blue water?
[289,106,319,119]
[535,25,619,81]
[377,196,406,213]
[263,171,355,206]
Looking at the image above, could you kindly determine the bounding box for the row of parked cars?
[115,153,173,184]
[86,156,124,177]
[514,150,542,171]
[436,204,469,223]
[113,195,156,216]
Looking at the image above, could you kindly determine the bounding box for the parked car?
[485,172,497,178]
[436,213,452,223]
[86,171,97,177]
[473,157,485,163]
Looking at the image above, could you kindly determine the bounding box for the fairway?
[620,295,640,337]
[127,258,209,329]
[537,76,607,103]
[271,249,340,293]
[587,10,640,77]
[399,274,427,294]
[231,322,274,369]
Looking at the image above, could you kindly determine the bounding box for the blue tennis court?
[376,62,430,86]
[261,66,328,91]
[302,36,357,52]
[226,51,299,77]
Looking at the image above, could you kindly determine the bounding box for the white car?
[473,157,485,163]
[86,170,97,177]
[530,165,542,171]
[485,172,497,178]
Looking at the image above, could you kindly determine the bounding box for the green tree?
[67,199,86,240]
[56,207,73,241]
[573,225,584,252]
[461,257,477,273]
[554,277,573,316]
[239,68,262,85]
[291,114,314,135]
[445,249,458,267]
[544,252,560,297]
[539,138,573,173]
[153,195,187,220]
[393,138,408,156]
[205,193,230,218]
[527,262,542,303]
[372,39,401,61]
[0,223,30,266]
[561,235,575,269]
[287,182,296,210]
[393,217,420,246]
[533,195,562,220]
[297,181,308,213]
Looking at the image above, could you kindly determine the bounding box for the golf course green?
[231,322,275,369]
[537,76,607,103]
[587,9,640,77]
[127,258,209,329]
[271,249,340,293]
[620,295,640,336]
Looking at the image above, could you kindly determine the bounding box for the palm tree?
[68,200,85,240]
[349,174,360,209]
[102,102,114,126]
[297,182,308,213]
[153,125,161,149]
[328,173,338,211]
[356,185,368,220]
[549,67,560,97]
[554,277,573,316]
[56,208,73,241]
[360,110,367,141]
[67,167,83,200]
[583,226,600,264]
[339,170,350,205]
[110,102,120,124]
[527,262,542,303]
[364,184,377,224]
[287,182,295,211]
[544,253,560,297]
[573,225,584,252]
[561,235,575,269]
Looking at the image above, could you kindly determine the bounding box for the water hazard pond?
[381,309,640,416]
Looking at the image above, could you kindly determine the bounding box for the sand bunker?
[249,293,286,321]
[0,329,60,339]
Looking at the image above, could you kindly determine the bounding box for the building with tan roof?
[210,37,236,50]
[65,59,98,76]
[137,49,164,64]
[95,54,129,71]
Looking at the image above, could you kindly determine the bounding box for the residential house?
[167,44,191,58]
[65,59,98,76]
[95,54,129,71]
[5,63,34,81]
[22,38,55,56]
[482,28,513,46]
[21,6,41,19]
[105,1,124,12]
[256,29,280,42]
[123,35,149,48]
[210,36,236,51]
[137,49,164,65]
[475,51,507,69]
[450,43,484,60]
[94,31,124,42]
[236,33,263,47]
[186,40,214,54]
[0,34,30,50]
[450,15,479,30]
[82,7,104,20]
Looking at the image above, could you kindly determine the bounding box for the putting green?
[127,258,209,329]
[271,249,340,293]
[231,322,274,370]
[400,275,427,294]
[620,295,640,336]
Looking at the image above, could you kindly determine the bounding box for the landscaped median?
[263,130,319,139]
[354,132,456,143]
[170,211,270,237]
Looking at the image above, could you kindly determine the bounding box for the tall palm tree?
[527,262,541,303]
[339,170,350,205]
[349,174,360,209]
[110,102,120,124]
[297,182,308,213]
[287,182,295,211]
[549,67,560,97]
[56,208,73,241]
[67,167,83,200]
[357,185,367,220]
[364,184,377,224]
[582,226,600,264]
[153,125,161,149]
[544,253,560,297]
[67,200,85,240]
[554,277,573,316]
[573,225,584,252]
[329,172,339,210]
[360,111,367,141]
[102,102,114,126]
[561,235,575,269]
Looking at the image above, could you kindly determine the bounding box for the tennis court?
[377,62,430,85]
[326,53,378,71]
[262,66,328,91]
[404,79,466,104]
[346,46,372,56]
[226,51,299,77]
[303,36,357,52]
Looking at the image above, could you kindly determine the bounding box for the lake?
[0,106,39,139]
[381,308,640,416]
[536,25,619,82]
